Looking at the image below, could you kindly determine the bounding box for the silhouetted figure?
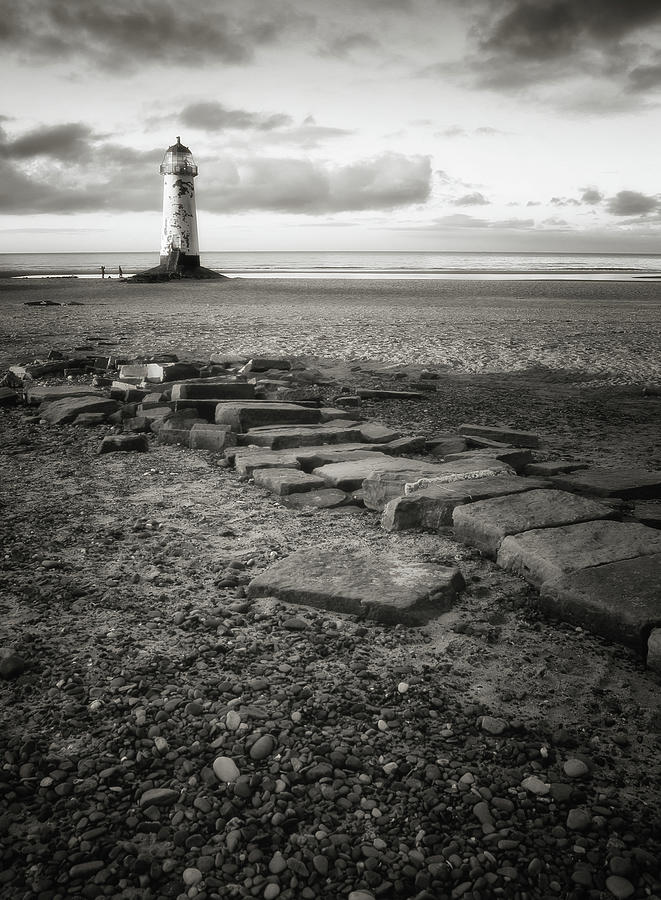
[118,266,123,278]
[100,266,105,279]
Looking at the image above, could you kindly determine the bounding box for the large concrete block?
[247,548,465,625]
[539,554,661,652]
[241,423,363,450]
[549,467,661,500]
[453,489,616,557]
[26,384,100,405]
[280,489,350,510]
[170,381,255,402]
[189,423,237,452]
[497,521,661,588]
[363,457,517,511]
[381,475,551,532]
[359,423,401,443]
[40,395,121,425]
[356,388,425,400]
[214,401,322,432]
[313,456,438,492]
[233,449,302,477]
[459,423,540,448]
[252,468,327,496]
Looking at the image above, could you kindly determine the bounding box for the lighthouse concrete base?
[131,263,228,283]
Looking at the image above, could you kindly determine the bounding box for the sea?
[2,251,661,281]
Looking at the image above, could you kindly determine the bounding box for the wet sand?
[2,276,660,385]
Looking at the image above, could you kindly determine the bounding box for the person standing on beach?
[118,266,123,278]
[100,265,105,279]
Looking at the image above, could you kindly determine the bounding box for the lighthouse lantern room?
[159,137,200,271]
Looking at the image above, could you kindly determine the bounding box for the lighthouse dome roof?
[167,137,192,154]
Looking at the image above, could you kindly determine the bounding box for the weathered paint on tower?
[159,137,200,269]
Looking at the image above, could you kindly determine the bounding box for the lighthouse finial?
[176,135,180,143]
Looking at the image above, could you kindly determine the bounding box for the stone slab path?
[18,353,661,666]
[247,547,465,625]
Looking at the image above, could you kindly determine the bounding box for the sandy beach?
[2,277,661,385]
[1,276,661,899]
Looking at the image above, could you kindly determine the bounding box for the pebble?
[250,733,276,761]
[213,756,240,782]
[480,715,508,735]
[138,788,179,807]
[269,852,287,874]
[226,709,242,731]
[605,875,635,898]
[521,775,550,795]
[563,758,589,778]
[264,885,280,900]
[348,892,376,900]
[182,868,203,886]
[283,616,308,630]
[566,808,591,831]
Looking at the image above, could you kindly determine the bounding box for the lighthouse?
[133,137,225,281]
[160,137,200,272]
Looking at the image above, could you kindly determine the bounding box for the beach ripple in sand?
[1,278,660,385]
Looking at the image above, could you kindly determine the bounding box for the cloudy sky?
[1,0,661,253]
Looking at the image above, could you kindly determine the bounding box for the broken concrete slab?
[170,382,255,401]
[459,423,541,448]
[312,456,439,492]
[453,489,616,558]
[293,445,395,471]
[189,423,237,452]
[381,475,551,532]
[538,554,661,653]
[385,436,426,454]
[40,395,121,425]
[26,384,101,405]
[280,488,350,510]
[156,412,206,446]
[99,434,149,454]
[232,449,302,477]
[549,467,661,500]
[247,548,465,625]
[497,520,661,588]
[252,468,327,496]
[214,401,322,432]
[241,423,364,450]
[444,447,533,474]
[363,457,517,511]
[358,423,401,443]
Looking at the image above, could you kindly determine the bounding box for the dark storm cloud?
[453,192,489,206]
[0,0,299,71]
[428,0,661,104]
[606,190,660,216]
[479,0,661,61]
[0,123,96,160]
[180,102,293,132]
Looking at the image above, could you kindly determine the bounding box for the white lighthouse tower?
[159,137,200,272]
[132,138,224,281]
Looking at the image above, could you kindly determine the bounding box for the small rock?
[348,892,376,900]
[269,852,287,874]
[481,715,508,735]
[139,788,179,807]
[566,808,591,831]
[605,875,635,898]
[213,756,240,782]
[563,758,589,778]
[521,775,550,795]
[283,616,308,631]
[250,734,276,761]
[182,868,203,887]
